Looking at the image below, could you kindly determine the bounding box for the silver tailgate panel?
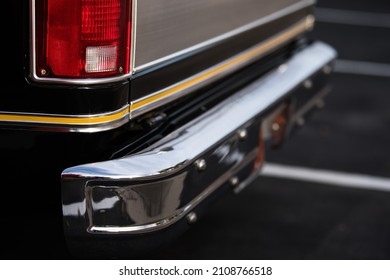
[134,0,313,70]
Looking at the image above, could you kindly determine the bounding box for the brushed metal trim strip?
[134,0,315,72]
[130,16,314,118]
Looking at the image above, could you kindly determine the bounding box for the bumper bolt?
[272,122,280,132]
[186,212,198,224]
[230,176,240,188]
[237,129,248,141]
[195,159,207,172]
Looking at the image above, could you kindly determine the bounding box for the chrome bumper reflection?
[61,42,336,236]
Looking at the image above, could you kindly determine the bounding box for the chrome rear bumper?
[61,42,336,238]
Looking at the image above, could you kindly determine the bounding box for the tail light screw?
[119,67,123,73]
[195,159,207,172]
[40,69,47,76]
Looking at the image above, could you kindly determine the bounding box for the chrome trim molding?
[0,105,130,133]
[62,42,336,234]
[134,0,315,72]
[130,0,138,74]
[130,16,314,118]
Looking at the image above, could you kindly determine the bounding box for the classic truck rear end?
[3,0,336,258]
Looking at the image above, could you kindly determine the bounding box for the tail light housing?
[34,0,131,80]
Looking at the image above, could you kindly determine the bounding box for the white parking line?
[261,163,390,192]
[334,59,390,77]
[315,7,390,28]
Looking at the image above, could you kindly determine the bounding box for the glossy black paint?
[0,81,130,115]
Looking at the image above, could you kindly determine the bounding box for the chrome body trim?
[0,105,130,133]
[130,17,314,118]
[62,42,336,235]
[130,0,138,74]
[134,0,314,71]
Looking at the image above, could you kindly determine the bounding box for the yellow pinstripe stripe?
[0,107,129,125]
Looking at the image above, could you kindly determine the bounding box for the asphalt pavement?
[143,0,390,260]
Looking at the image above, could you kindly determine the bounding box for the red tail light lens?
[35,0,131,79]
